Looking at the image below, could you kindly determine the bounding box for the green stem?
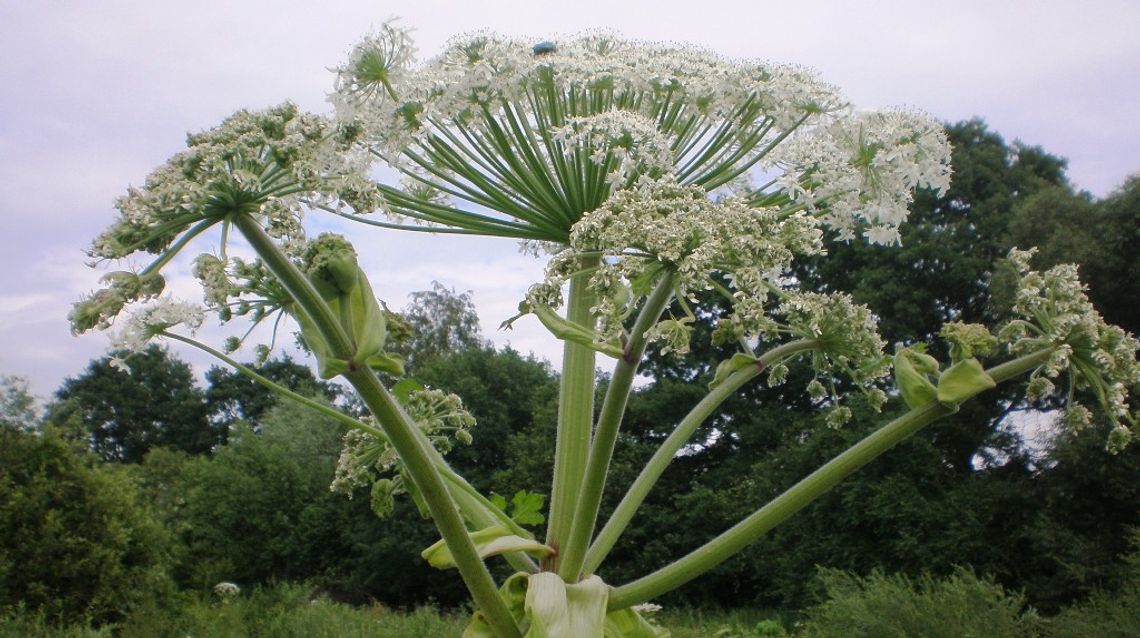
[545,254,600,567]
[160,330,383,438]
[607,348,1055,610]
[585,339,817,574]
[165,329,538,572]
[558,273,676,580]
[232,215,521,638]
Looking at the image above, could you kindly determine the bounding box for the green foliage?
[166,398,348,588]
[0,375,37,430]
[798,568,1043,638]
[390,281,487,371]
[115,583,466,638]
[490,490,547,527]
[47,345,218,462]
[1005,175,1140,333]
[0,425,173,626]
[1046,534,1140,638]
[204,355,337,427]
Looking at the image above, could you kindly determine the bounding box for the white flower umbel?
[107,298,205,355]
[330,29,851,242]
[89,103,379,262]
[774,109,952,244]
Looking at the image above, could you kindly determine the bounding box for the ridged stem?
[558,273,676,580]
[545,255,600,568]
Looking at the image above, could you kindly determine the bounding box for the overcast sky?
[2,0,1138,401]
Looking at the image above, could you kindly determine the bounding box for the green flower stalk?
[72,22,1139,638]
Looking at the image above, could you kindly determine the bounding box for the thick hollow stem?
[232,216,521,638]
[607,348,1055,610]
[585,339,817,574]
[545,255,600,566]
[558,274,676,580]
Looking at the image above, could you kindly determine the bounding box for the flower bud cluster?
[535,178,821,343]
[330,387,476,509]
[999,249,1140,449]
[69,271,165,334]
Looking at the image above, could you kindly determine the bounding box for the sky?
[1,0,1138,401]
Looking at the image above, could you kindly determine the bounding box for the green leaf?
[392,378,424,403]
[365,351,405,376]
[490,493,509,511]
[936,357,996,406]
[422,525,554,569]
[525,573,608,638]
[709,353,760,390]
[511,490,547,527]
[893,348,938,409]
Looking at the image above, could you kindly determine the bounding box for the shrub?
[0,426,174,626]
[798,567,1042,638]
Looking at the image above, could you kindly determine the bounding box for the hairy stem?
[559,273,675,580]
[585,339,817,573]
[545,255,600,568]
[607,347,1055,610]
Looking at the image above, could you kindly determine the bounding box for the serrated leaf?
[490,493,509,511]
[937,357,996,405]
[511,490,546,527]
[709,353,760,390]
[422,525,554,569]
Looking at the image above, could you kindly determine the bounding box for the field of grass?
[0,584,787,638]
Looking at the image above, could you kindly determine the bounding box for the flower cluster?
[773,109,952,244]
[330,386,476,498]
[999,249,1140,449]
[550,110,675,187]
[779,291,889,424]
[330,26,851,239]
[69,271,166,335]
[90,103,378,263]
[104,298,206,368]
[528,178,822,342]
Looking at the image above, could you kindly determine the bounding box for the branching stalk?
[585,338,817,573]
[606,347,1055,610]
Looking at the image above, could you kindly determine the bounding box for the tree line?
[2,119,1138,626]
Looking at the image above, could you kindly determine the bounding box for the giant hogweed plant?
[72,25,1139,637]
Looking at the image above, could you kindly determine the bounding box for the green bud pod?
[894,348,938,409]
[342,267,387,362]
[936,357,996,406]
